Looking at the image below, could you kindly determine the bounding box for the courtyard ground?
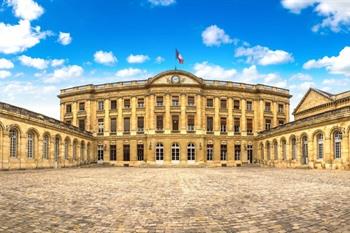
[0,167,349,233]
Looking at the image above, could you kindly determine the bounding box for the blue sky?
[0,0,350,118]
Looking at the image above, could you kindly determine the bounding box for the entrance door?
[247,145,253,163]
[123,145,130,161]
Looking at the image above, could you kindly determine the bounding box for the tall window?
[234,118,240,134]
[98,100,104,111]
[155,143,164,161]
[207,144,213,161]
[220,117,227,133]
[110,100,117,110]
[234,145,241,160]
[172,143,180,161]
[220,99,227,110]
[266,142,271,160]
[27,132,34,159]
[246,101,253,111]
[334,131,342,159]
[9,128,18,158]
[110,118,117,133]
[207,117,213,132]
[98,119,104,134]
[291,137,297,160]
[187,115,195,131]
[64,139,69,160]
[79,119,85,131]
[187,143,195,161]
[137,98,144,108]
[220,144,227,160]
[43,134,49,159]
[123,145,130,161]
[188,96,195,106]
[124,99,130,108]
[265,119,271,130]
[66,104,72,113]
[156,96,163,106]
[97,144,104,161]
[124,117,130,133]
[172,115,179,131]
[233,100,240,110]
[265,102,271,112]
[137,144,144,161]
[317,134,324,159]
[207,98,213,107]
[278,104,284,113]
[79,102,85,111]
[110,145,116,161]
[247,119,253,135]
[156,115,163,131]
[247,145,253,163]
[54,137,60,161]
[281,140,286,160]
[172,96,179,106]
[137,117,144,132]
[302,136,308,163]
[273,141,278,160]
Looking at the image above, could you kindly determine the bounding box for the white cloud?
[281,0,350,32]
[155,56,165,64]
[193,62,237,80]
[290,73,313,81]
[19,55,49,69]
[0,70,11,79]
[6,0,44,21]
[0,58,14,69]
[58,32,72,45]
[127,54,150,64]
[94,50,117,65]
[115,68,148,78]
[51,59,65,67]
[44,65,83,83]
[202,25,233,47]
[235,45,293,66]
[148,0,175,6]
[0,20,50,54]
[303,46,350,76]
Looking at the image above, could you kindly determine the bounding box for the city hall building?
[0,70,349,170]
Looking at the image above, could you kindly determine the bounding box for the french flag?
[176,49,184,64]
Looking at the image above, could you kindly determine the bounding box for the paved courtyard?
[0,167,350,233]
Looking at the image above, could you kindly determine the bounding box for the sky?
[0,0,350,119]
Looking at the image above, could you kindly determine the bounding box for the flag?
[176,49,184,64]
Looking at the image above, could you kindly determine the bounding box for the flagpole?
[174,48,177,70]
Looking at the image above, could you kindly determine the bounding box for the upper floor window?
[98,119,104,134]
[124,117,130,133]
[233,100,240,110]
[278,104,284,113]
[79,119,85,131]
[98,100,104,111]
[110,100,117,110]
[172,96,179,106]
[187,115,195,131]
[172,115,179,131]
[110,118,117,133]
[207,98,214,107]
[265,102,271,112]
[246,101,253,111]
[265,119,271,130]
[66,104,72,113]
[220,99,227,109]
[156,115,163,131]
[124,99,130,108]
[156,96,163,106]
[207,117,213,132]
[137,117,144,132]
[247,119,253,135]
[79,102,85,111]
[138,98,144,108]
[234,118,240,133]
[188,96,195,106]
[220,117,227,133]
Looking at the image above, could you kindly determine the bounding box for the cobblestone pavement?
[1,167,350,233]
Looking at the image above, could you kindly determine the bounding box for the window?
[110,100,117,110]
[334,131,342,159]
[247,145,253,163]
[220,118,227,133]
[317,134,324,159]
[278,104,284,113]
[266,142,271,160]
[155,143,164,161]
[172,143,180,161]
[235,145,241,160]
[279,120,285,125]
[207,144,213,161]
[246,101,253,111]
[282,140,286,160]
[110,145,116,161]
[123,145,130,161]
[273,141,278,160]
[110,118,117,133]
[172,115,179,131]
[156,96,163,106]
[27,132,34,159]
[234,118,240,134]
[156,115,163,131]
[79,102,85,111]
[302,136,308,163]
[291,137,297,160]
[66,104,72,113]
[43,134,49,159]
[98,119,104,134]
[124,99,130,108]
[220,99,227,109]
[207,98,214,107]
[54,137,60,161]
[188,96,195,106]
[265,102,271,112]
[97,144,104,161]
[137,117,144,132]
[124,117,130,133]
[137,144,144,161]
[233,100,240,110]
[137,98,144,108]
[265,119,271,130]
[64,140,69,160]
[187,143,195,161]
[207,117,213,132]
[247,119,253,135]
[172,96,179,106]
[187,115,195,131]
[220,144,227,160]
[79,119,85,131]
[98,100,104,111]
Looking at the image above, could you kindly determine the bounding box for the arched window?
[317,134,324,159]
[266,142,271,160]
[273,141,278,160]
[291,137,297,160]
[187,143,195,161]
[334,131,342,159]
[9,128,18,158]
[27,132,34,159]
[281,140,286,160]
[64,139,69,160]
[302,136,308,164]
[43,134,49,159]
[172,143,180,161]
[155,143,163,161]
[54,136,60,161]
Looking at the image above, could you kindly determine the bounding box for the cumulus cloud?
[148,0,175,6]
[6,0,44,21]
[44,65,83,83]
[281,0,350,32]
[19,55,49,69]
[193,62,237,80]
[155,56,165,64]
[115,68,149,78]
[0,58,14,69]
[51,59,65,67]
[235,45,293,66]
[290,73,313,81]
[0,70,11,79]
[303,46,350,76]
[58,32,72,45]
[127,54,150,64]
[202,25,233,47]
[94,50,117,65]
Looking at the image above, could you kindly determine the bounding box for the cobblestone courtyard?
[0,167,350,233]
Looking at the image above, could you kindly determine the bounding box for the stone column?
[241,99,247,136]
[227,98,233,134]
[259,99,264,132]
[104,99,110,135]
[165,94,171,132]
[273,102,278,127]
[117,98,123,134]
[196,94,202,132]
[214,97,220,133]
[131,97,137,135]
[180,94,186,131]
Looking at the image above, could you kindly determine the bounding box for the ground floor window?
[207,144,213,161]
[123,145,130,161]
[137,144,144,161]
[156,143,164,161]
[235,145,241,161]
[220,144,227,160]
[110,145,116,161]
[97,144,104,161]
[247,145,253,163]
[172,143,180,161]
[187,143,195,161]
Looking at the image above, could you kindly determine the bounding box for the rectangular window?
[137,98,144,108]
[220,144,227,160]
[79,102,85,111]
[97,144,104,161]
[156,115,163,130]
[137,144,144,161]
[78,119,85,131]
[156,96,163,106]
[207,98,213,107]
[123,145,130,161]
[66,104,72,113]
[110,145,116,161]
[172,115,179,131]
[110,118,117,133]
[235,145,241,160]
[187,115,195,131]
[233,100,240,110]
[220,117,227,133]
[124,99,130,108]
[246,101,253,111]
[279,120,285,125]
[278,104,284,113]
[188,96,195,106]
[110,100,117,110]
[234,118,240,134]
[220,99,227,109]
[265,102,271,112]
[207,144,213,161]
[247,119,253,134]
[207,117,213,132]
[98,119,104,134]
[172,96,179,106]
[137,117,144,132]
[98,100,104,111]
[124,117,130,133]
[265,119,271,130]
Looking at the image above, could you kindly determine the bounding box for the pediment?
[148,70,202,86]
[293,88,332,114]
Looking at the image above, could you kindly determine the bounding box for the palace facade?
[0,70,349,169]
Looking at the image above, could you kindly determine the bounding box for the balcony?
[186,105,196,113]
[123,107,131,114]
[155,105,165,112]
[170,105,181,112]
[77,110,86,117]
[219,108,228,114]
[137,128,144,134]
[187,125,195,133]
